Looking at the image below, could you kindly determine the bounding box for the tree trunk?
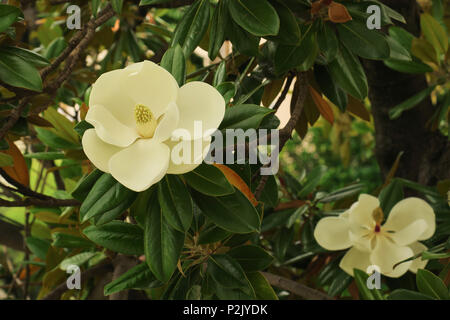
[363,0,449,185]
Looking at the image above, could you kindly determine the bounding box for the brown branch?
[261,272,333,300]
[0,168,54,200]
[272,73,294,111]
[0,197,80,208]
[139,0,195,8]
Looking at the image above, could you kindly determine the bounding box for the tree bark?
[363,0,449,185]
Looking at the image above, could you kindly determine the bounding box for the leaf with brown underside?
[1,139,30,187]
[213,164,258,206]
[347,95,370,121]
[328,2,352,23]
[309,86,334,124]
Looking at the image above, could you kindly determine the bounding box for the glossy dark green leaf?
[0,46,49,67]
[317,22,338,62]
[79,173,137,223]
[337,20,390,60]
[73,120,94,137]
[208,0,229,60]
[183,164,234,196]
[213,60,227,87]
[228,0,279,36]
[226,19,259,56]
[207,254,248,288]
[26,237,50,260]
[35,127,79,150]
[327,269,352,297]
[246,272,278,300]
[111,0,124,14]
[171,0,210,56]
[0,4,21,33]
[83,221,144,255]
[0,49,43,92]
[104,263,160,295]
[384,59,433,74]
[266,1,300,45]
[71,169,103,202]
[328,44,368,100]
[219,104,275,130]
[52,233,94,249]
[24,152,65,161]
[353,269,384,300]
[191,188,261,234]
[144,199,185,283]
[228,245,273,272]
[158,175,193,232]
[416,269,449,300]
[160,44,186,86]
[314,65,348,112]
[378,179,404,216]
[388,289,434,300]
[389,85,437,119]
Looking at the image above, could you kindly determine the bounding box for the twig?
[0,197,80,208]
[261,272,333,300]
[272,73,294,111]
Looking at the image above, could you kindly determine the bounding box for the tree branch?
[261,272,333,300]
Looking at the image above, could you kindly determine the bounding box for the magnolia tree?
[0,0,448,301]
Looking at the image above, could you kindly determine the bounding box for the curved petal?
[153,102,179,142]
[81,129,122,173]
[370,236,413,278]
[89,68,136,127]
[109,139,170,192]
[175,81,225,139]
[339,247,372,277]
[349,230,373,252]
[124,60,179,118]
[383,198,435,241]
[348,194,379,237]
[408,242,428,273]
[387,219,427,247]
[165,137,211,174]
[86,104,139,147]
[313,217,352,251]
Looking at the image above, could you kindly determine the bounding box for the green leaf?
[219,104,275,130]
[328,44,368,100]
[144,198,185,283]
[0,46,49,67]
[327,270,353,297]
[379,179,404,216]
[213,60,227,87]
[59,252,98,270]
[35,127,79,150]
[0,4,21,34]
[298,165,326,198]
[160,44,186,86]
[384,59,433,74]
[71,169,103,202]
[42,107,79,144]
[74,120,94,137]
[353,269,384,300]
[104,263,160,295]
[318,183,363,203]
[337,20,390,60]
[246,272,278,300]
[45,37,67,60]
[314,65,348,112]
[216,82,236,104]
[183,164,234,196]
[158,175,193,232]
[388,289,434,300]
[228,245,273,272]
[226,19,259,56]
[207,254,249,289]
[416,269,449,300]
[420,13,448,56]
[171,0,210,56]
[228,0,279,36]
[26,237,50,260]
[317,21,338,62]
[79,173,137,223]
[0,48,43,92]
[389,26,414,50]
[208,0,229,60]
[111,0,124,14]
[52,233,94,249]
[139,0,173,5]
[83,221,144,255]
[389,85,437,119]
[265,1,300,45]
[0,153,13,167]
[191,188,261,234]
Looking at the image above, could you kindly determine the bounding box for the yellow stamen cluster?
[134,104,157,138]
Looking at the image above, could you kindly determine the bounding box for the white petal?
[109,139,170,192]
[383,198,435,241]
[81,129,122,173]
[175,81,225,139]
[313,217,352,251]
[370,236,413,278]
[408,242,428,273]
[86,104,139,147]
[348,194,379,232]
[89,68,136,128]
[165,137,211,174]
[349,230,373,252]
[124,60,178,118]
[153,102,179,142]
[387,219,427,246]
[339,247,372,277]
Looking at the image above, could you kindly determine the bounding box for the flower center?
[372,207,384,233]
[134,104,157,138]
[374,224,381,233]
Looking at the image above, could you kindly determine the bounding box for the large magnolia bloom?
[82,60,225,192]
[314,194,436,278]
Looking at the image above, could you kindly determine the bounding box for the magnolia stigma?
[134,104,157,138]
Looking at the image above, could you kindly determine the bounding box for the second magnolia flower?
[82,60,225,192]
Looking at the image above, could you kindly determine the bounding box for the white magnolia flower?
[314,194,436,278]
[82,60,225,192]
